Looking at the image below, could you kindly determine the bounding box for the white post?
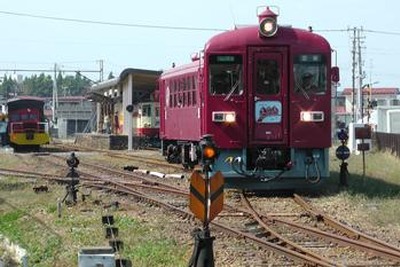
[127,75,133,151]
[96,103,101,133]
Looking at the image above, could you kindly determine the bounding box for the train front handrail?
[10,122,49,134]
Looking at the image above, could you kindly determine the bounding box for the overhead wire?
[3,9,400,36]
[0,10,226,32]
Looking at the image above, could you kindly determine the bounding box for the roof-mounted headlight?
[257,6,279,38]
[259,17,278,37]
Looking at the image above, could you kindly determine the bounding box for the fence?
[374,132,400,157]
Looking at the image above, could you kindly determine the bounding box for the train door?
[248,47,288,145]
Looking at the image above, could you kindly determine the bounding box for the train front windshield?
[209,55,243,96]
[294,54,327,96]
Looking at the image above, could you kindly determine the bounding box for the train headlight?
[259,18,278,37]
[212,111,236,123]
[300,111,324,122]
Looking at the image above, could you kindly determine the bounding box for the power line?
[3,9,400,36]
[315,28,400,37]
[314,29,349,33]
[364,29,400,36]
[0,10,226,32]
[0,69,99,73]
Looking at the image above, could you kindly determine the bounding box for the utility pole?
[357,27,365,123]
[98,59,104,82]
[351,27,357,123]
[53,63,58,126]
[350,27,365,123]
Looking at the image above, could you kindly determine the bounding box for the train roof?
[160,61,201,79]
[161,25,331,77]
[205,25,331,53]
[7,96,44,103]
[7,96,45,110]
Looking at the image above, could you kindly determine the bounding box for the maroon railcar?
[159,6,338,190]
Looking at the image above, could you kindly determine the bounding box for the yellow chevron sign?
[189,171,224,223]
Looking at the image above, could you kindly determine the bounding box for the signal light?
[203,146,216,159]
[199,135,218,167]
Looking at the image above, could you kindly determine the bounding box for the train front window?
[256,59,280,95]
[294,54,327,97]
[209,55,243,97]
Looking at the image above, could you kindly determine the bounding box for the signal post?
[188,135,224,267]
[336,129,350,187]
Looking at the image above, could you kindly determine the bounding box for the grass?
[324,147,400,227]
[0,174,189,267]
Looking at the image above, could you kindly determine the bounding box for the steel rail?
[88,181,337,267]
[240,193,340,266]
[48,143,184,171]
[50,153,183,191]
[270,216,400,262]
[293,194,400,257]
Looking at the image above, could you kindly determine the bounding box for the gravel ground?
[2,148,400,266]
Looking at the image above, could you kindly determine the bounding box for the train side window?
[256,59,280,95]
[192,91,197,105]
[187,92,191,106]
[209,55,243,96]
[182,78,186,91]
[294,54,327,96]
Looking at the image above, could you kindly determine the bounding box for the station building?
[82,68,161,150]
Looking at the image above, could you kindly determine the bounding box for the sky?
[0,0,399,90]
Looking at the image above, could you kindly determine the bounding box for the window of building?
[377,99,387,106]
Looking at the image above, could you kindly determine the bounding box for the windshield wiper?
[295,82,310,100]
[223,80,240,102]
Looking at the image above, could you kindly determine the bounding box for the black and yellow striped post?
[188,135,224,267]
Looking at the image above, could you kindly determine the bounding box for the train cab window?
[142,105,151,117]
[209,55,243,96]
[256,59,280,95]
[294,54,327,97]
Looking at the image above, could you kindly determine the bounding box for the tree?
[0,75,18,99]
[59,73,91,96]
[23,74,53,97]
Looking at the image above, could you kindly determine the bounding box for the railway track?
[237,193,400,266]
[3,153,400,266]
[44,142,185,171]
